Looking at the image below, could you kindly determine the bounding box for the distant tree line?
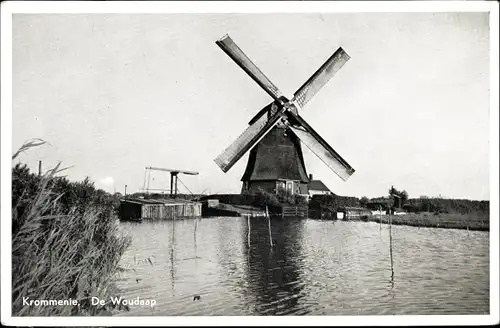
[307,185,489,216]
[403,197,489,215]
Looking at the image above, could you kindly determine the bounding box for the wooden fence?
[281,205,308,218]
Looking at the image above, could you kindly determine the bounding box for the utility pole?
[38,160,42,176]
[125,185,127,196]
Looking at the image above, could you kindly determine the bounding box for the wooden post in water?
[247,215,251,248]
[266,206,273,247]
[379,208,382,232]
[389,213,394,283]
[194,219,198,245]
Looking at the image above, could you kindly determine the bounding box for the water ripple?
[116,218,489,315]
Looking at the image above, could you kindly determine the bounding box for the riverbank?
[356,212,489,231]
[202,202,267,217]
[199,194,489,231]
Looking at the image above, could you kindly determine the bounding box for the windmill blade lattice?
[216,35,284,102]
[286,111,355,181]
[292,47,350,109]
[214,108,287,173]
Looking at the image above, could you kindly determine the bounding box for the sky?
[11,12,491,200]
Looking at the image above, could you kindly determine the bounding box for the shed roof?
[308,180,331,192]
[121,198,201,205]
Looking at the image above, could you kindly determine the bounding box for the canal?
[116,217,489,316]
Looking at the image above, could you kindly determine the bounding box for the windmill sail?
[214,108,286,173]
[286,112,355,181]
[214,34,355,183]
[216,35,284,102]
[292,47,350,109]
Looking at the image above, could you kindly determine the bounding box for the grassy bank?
[12,143,130,316]
[362,212,489,231]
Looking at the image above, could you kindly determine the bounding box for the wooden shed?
[339,206,372,221]
[119,198,202,221]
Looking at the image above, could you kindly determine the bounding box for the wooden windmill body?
[241,124,310,195]
[214,35,355,196]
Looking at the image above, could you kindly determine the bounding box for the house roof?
[308,180,331,192]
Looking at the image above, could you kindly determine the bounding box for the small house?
[308,175,333,196]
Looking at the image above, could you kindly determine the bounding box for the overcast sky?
[12,12,490,200]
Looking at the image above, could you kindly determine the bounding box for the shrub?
[249,188,281,208]
[12,144,130,316]
[277,192,294,205]
[309,194,360,211]
[293,194,308,206]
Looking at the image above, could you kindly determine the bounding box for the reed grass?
[12,142,131,316]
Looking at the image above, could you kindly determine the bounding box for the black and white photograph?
[1,1,498,326]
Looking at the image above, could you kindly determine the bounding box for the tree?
[388,185,409,208]
[359,196,369,208]
[400,190,409,205]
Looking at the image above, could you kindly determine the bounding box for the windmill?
[214,34,355,196]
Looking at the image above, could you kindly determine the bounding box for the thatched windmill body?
[214,35,355,196]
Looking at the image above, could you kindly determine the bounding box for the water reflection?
[243,217,307,315]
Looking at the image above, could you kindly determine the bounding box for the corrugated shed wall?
[141,203,202,220]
